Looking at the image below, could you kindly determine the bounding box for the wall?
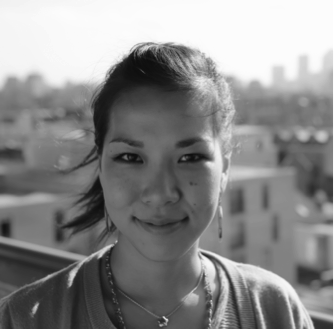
[200,166,297,285]
[0,193,112,255]
[295,223,333,272]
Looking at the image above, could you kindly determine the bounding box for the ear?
[221,153,231,192]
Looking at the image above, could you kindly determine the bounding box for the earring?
[217,190,223,241]
[104,206,112,232]
[218,204,223,241]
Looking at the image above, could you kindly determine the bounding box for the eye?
[114,153,207,163]
[179,154,206,163]
[114,153,143,163]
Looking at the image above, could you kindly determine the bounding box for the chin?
[134,240,198,263]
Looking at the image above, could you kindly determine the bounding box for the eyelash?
[113,153,208,164]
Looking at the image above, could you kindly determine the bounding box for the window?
[263,246,272,269]
[262,184,269,210]
[230,188,245,214]
[230,220,246,249]
[272,214,279,242]
[54,210,65,242]
[0,218,11,238]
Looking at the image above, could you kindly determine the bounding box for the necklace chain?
[117,262,204,320]
[105,245,213,328]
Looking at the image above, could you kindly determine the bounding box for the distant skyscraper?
[321,50,333,96]
[272,66,285,90]
[25,73,48,98]
[3,76,21,92]
[298,55,309,84]
[322,50,333,73]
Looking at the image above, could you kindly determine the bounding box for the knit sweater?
[0,246,314,329]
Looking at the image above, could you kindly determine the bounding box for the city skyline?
[1,48,332,91]
[0,0,332,88]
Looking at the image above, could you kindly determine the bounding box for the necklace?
[105,246,213,329]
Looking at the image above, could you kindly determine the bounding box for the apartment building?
[0,192,113,255]
[200,166,297,285]
[295,222,333,274]
[275,127,333,199]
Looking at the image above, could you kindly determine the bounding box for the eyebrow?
[109,137,210,148]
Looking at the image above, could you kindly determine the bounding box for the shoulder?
[201,249,288,290]
[235,261,294,294]
[5,257,85,299]
[201,250,314,329]
[236,262,313,328]
[202,249,296,298]
[0,249,103,328]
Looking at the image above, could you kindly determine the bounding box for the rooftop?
[275,127,333,144]
[300,223,333,236]
[230,166,294,181]
[234,125,271,135]
[0,192,63,208]
[294,192,331,224]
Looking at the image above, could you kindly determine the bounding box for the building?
[24,74,49,98]
[294,192,333,279]
[298,55,309,87]
[272,65,286,90]
[2,76,21,92]
[0,192,114,256]
[275,127,333,200]
[295,222,332,274]
[322,50,333,74]
[200,166,297,285]
[270,50,333,95]
[232,125,278,167]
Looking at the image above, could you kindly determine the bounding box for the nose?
[141,164,181,207]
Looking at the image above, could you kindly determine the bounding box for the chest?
[105,292,212,329]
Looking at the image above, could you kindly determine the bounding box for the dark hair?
[63,42,236,236]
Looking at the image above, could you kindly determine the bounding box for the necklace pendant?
[158,316,169,328]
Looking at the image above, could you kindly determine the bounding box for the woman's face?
[99,87,229,261]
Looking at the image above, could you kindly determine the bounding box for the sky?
[0,0,332,88]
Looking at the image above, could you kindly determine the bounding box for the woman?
[0,42,313,328]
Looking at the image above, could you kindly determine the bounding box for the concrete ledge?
[0,281,17,299]
[0,236,84,288]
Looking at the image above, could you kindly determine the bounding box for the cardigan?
[0,245,314,329]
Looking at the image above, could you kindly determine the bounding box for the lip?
[133,217,188,235]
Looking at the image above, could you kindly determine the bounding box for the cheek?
[101,169,139,209]
[187,169,221,214]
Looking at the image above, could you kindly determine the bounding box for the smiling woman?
[0,42,314,329]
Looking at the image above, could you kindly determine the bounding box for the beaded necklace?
[105,246,213,328]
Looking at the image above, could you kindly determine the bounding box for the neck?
[110,235,202,302]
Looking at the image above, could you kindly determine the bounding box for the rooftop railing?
[0,236,332,328]
[0,236,84,292]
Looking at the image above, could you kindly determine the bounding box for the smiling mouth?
[133,217,187,225]
[133,217,189,237]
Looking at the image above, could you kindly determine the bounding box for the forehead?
[107,87,217,141]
